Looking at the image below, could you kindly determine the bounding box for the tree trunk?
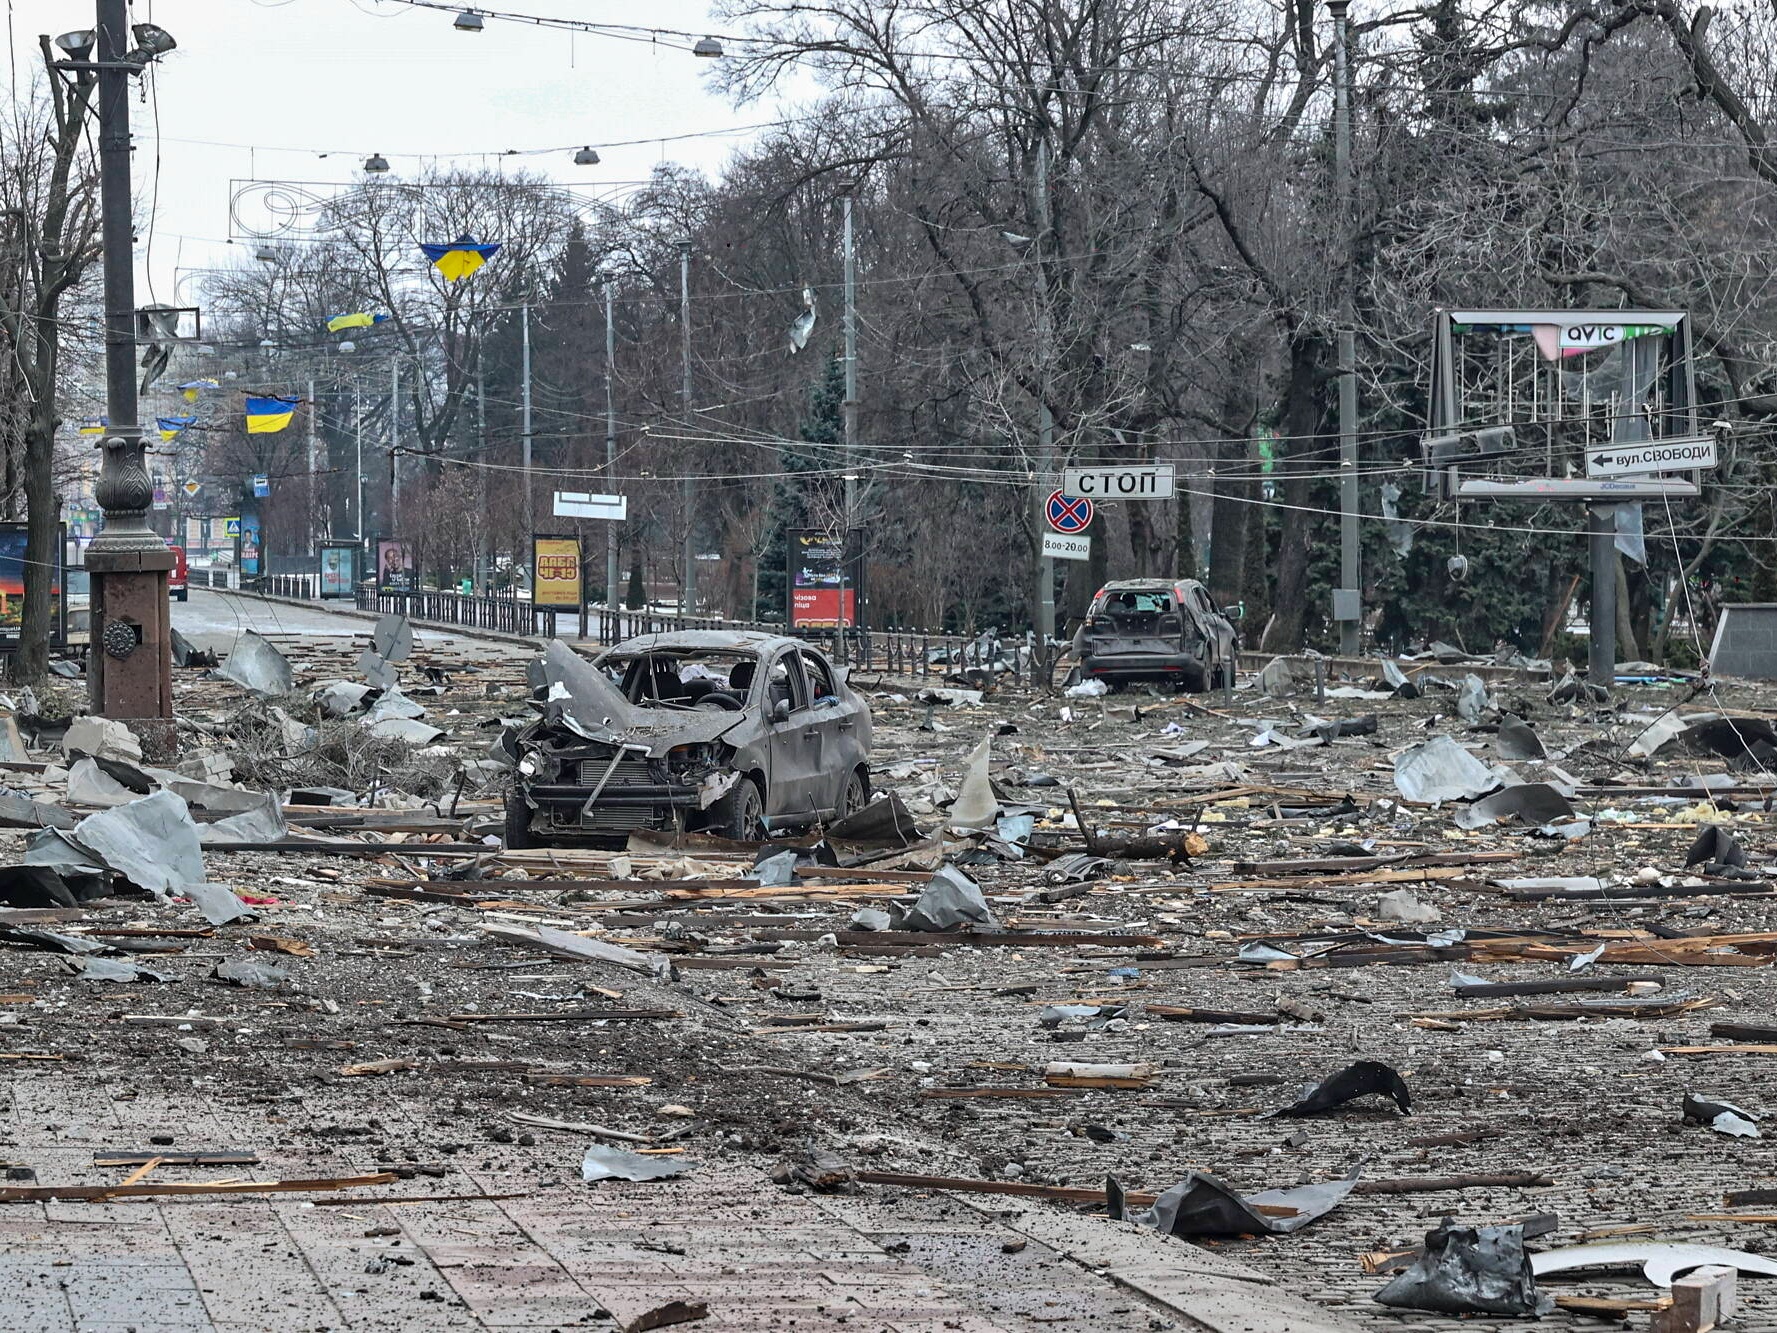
[14,336,60,686]
[1260,334,1324,652]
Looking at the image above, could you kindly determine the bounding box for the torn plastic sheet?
[62,955,173,983]
[1379,482,1415,557]
[169,628,217,669]
[70,791,205,901]
[1255,658,1296,698]
[1109,1166,1359,1237]
[1685,825,1747,870]
[1375,889,1439,924]
[0,924,107,954]
[848,907,891,932]
[0,866,80,908]
[1237,941,1301,964]
[182,882,256,927]
[23,829,112,899]
[66,757,138,807]
[367,717,445,744]
[197,796,288,846]
[1454,783,1577,831]
[372,614,415,662]
[317,680,374,718]
[1375,1220,1552,1317]
[1381,660,1420,699]
[893,865,999,932]
[581,1144,695,1182]
[1684,1093,1761,1139]
[364,689,425,723]
[481,922,657,974]
[1616,500,1647,566]
[1531,1242,1777,1287]
[217,630,294,697]
[1394,736,1500,803]
[1496,714,1547,761]
[213,957,293,989]
[947,734,999,832]
[752,848,798,888]
[1276,1061,1411,1117]
[828,792,922,847]
[1456,675,1489,724]
[1044,852,1112,885]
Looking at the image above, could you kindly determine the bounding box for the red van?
[167,544,188,601]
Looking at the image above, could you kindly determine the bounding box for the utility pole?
[1330,0,1360,656]
[388,359,400,525]
[306,377,318,552]
[521,301,533,533]
[85,1,175,735]
[839,186,859,663]
[1033,138,1056,650]
[604,278,618,609]
[476,364,487,591]
[354,384,364,541]
[679,240,695,613]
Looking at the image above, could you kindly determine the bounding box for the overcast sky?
[3,0,781,299]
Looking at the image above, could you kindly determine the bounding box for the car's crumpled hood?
[534,639,748,757]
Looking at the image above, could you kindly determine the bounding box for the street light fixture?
[364,153,390,174]
[53,30,96,60]
[453,11,484,31]
[692,36,724,57]
[254,244,279,262]
[574,146,600,165]
[126,23,177,60]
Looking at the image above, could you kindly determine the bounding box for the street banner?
[532,534,583,609]
[375,538,416,593]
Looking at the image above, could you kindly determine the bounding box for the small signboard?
[532,534,583,609]
[552,491,627,521]
[1041,532,1091,562]
[252,473,270,498]
[1585,434,1718,478]
[1061,463,1175,499]
[182,480,201,497]
[223,516,241,537]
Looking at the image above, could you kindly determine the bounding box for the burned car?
[1070,578,1239,691]
[505,633,872,846]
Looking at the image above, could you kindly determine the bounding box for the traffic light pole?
[87,0,173,741]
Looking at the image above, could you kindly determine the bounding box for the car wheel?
[175,589,188,602]
[710,776,764,841]
[838,767,868,820]
[504,792,537,849]
[1177,663,1208,693]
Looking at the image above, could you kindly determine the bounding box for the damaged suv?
[1071,578,1239,691]
[505,633,872,847]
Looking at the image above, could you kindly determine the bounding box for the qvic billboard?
[787,528,864,630]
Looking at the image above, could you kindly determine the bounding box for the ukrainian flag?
[245,396,299,435]
[421,235,501,282]
[326,312,389,333]
[180,378,219,402]
[77,416,108,435]
[157,415,196,443]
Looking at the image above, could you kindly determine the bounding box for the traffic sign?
[1062,463,1174,499]
[1041,532,1091,561]
[1459,478,1698,501]
[1045,490,1093,534]
[252,473,270,498]
[1584,434,1718,479]
[182,480,201,497]
[223,516,241,536]
[552,491,627,521]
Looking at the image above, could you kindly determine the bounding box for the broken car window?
[606,650,762,710]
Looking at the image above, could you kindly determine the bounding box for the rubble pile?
[1,625,1776,1329]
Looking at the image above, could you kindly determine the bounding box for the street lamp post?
[81,1,177,740]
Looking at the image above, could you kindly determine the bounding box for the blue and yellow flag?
[245,396,299,435]
[157,415,197,443]
[179,378,219,403]
[421,235,501,282]
[326,311,390,333]
[77,416,108,435]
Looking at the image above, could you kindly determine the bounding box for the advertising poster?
[375,538,417,594]
[319,544,356,599]
[787,528,865,629]
[0,523,65,651]
[531,535,582,608]
[240,511,262,576]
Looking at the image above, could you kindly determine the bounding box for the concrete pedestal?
[87,547,175,754]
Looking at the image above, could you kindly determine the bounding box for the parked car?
[505,631,873,847]
[167,544,188,600]
[1070,578,1239,691]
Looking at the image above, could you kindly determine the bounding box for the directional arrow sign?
[1584,434,1718,479]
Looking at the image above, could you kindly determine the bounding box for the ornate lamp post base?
[87,426,175,753]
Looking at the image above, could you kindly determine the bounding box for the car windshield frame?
[595,647,765,711]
